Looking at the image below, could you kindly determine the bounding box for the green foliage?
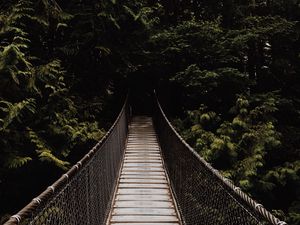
[0,0,111,220]
[171,65,250,104]
[175,92,299,222]
[4,156,32,169]
[0,44,32,84]
[28,130,70,170]
[147,3,300,221]
[1,0,300,224]
[288,199,300,225]
[0,99,36,130]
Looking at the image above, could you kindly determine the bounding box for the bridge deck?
[107,116,181,225]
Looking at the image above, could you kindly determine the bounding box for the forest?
[0,0,299,224]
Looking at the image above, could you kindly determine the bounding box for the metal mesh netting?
[4,99,129,225]
[153,97,284,225]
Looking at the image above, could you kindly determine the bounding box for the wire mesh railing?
[153,93,287,225]
[4,97,130,225]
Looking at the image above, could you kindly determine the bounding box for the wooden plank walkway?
[107,116,181,225]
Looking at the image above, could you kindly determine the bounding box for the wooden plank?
[123,166,164,172]
[123,162,162,165]
[117,188,169,195]
[122,168,164,172]
[127,142,157,144]
[123,160,162,163]
[124,159,161,162]
[123,160,162,164]
[124,159,162,163]
[114,201,174,208]
[119,177,166,182]
[123,156,161,159]
[128,138,157,140]
[127,143,158,145]
[125,154,160,156]
[115,195,170,201]
[123,155,161,158]
[124,155,161,157]
[124,155,160,158]
[128,138,157,139]
[127,140,157,142]
[112,207,175,215]
[124,156,161,159]
[121,171,165,175]
[119,183,168,188]
[120,173,165,177]
[117,188,170,195]
[127,140,157,141]
[120,177,166,181]
[125,151,160,154]
[119,179,167,184]
[120,175,166,180]
[126,147,159,148]
[124,153,160,155]
[126,148,158,149]
[128,134,156,136]
[123,163,163,167]
[111,215,178,222]
[127,142,158,144]
[122,162,162,165]
[112,223,179,225]
[126,145,158,147]
[125,154,160,157]
[123,165,163,168]
[128,135,157,137]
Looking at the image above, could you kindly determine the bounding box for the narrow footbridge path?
[4,94,286,225]
[108,116,180,224]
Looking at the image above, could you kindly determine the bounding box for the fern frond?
[38,150,70,170]
[98,12,120,29]
[58,46,79,56]
[0,44,32,85]
[28,129,70,170]
[95,46,111,56]
[123,5,141,21]
[13,36,31,44]
[4,155,32,169]
[0,98,36,130]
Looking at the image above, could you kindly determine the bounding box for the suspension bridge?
[4,94,287,225]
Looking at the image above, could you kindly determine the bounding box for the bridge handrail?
[154,92,286,225]
[4,95,130,225]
